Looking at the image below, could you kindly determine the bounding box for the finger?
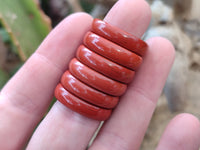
[104,0,151,37]
[89,37,175,150]
[0,13,93,149]
[156,113,200,150]
[26,0,151,149]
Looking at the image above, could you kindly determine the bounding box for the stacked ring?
[54,19,148,120]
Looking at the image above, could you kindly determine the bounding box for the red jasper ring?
[61,71,119,109]
[55,84,112,121]
[54,18,148,121]
[92,19,147,56]
[69,58,127,96]
[76,45,135,84]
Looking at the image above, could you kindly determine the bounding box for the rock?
[150,0,174,25]
[90,4,110,19]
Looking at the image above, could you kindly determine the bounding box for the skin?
[0,0,199,149]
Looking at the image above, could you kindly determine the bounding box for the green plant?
[0,0,52,89]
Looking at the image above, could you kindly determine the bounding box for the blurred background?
[0,0,199,149]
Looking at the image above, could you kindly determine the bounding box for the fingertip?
[104,0,151,37]
[146,36,175,68]
[176,113,200,122]
[63,12,93,23]
[157,113,200,150]
[147,36,175,56]
[171,113,200,135]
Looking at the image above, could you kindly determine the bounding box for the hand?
[0,0,199,149]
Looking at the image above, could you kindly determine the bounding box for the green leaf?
[0,28,10,42]
[80,0,94,13]
[0,0,51,61]
[0,69,9,89]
